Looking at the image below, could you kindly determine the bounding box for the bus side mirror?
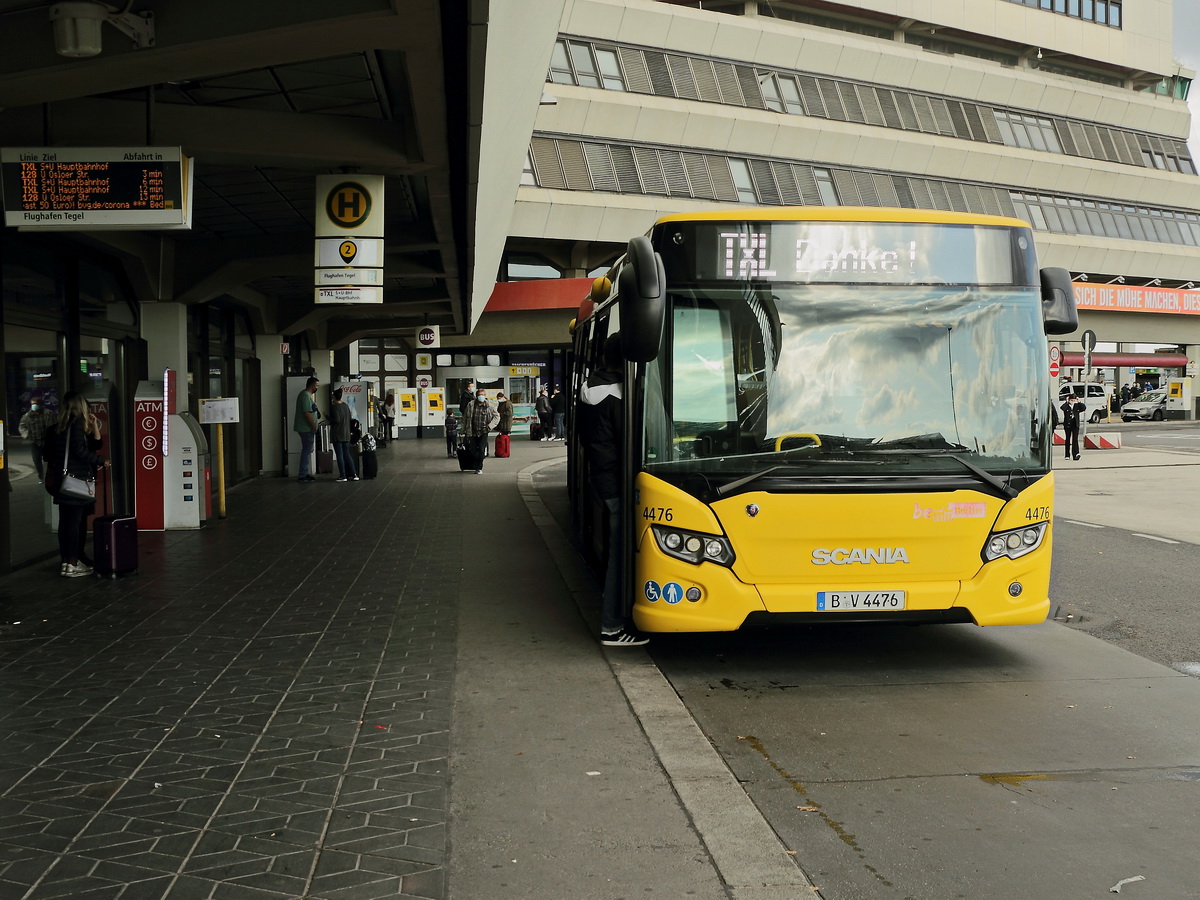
[618,235,666,362]
[1040,267,1078,335]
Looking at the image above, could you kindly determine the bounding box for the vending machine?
[334,377,371,428]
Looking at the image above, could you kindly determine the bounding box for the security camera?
[48,1,155,58]
[49,1,108,58]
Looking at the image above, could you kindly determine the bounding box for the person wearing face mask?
[461,389,500,474]
[19,395,51,484]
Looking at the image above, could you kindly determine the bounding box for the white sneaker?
[62,562,92,578]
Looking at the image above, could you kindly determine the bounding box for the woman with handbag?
[43,391,109,577]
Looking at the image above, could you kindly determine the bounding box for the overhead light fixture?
[1182,282,1195,289]
[1072,273,1089,282]
[49,1,154,58]
[1106,275,1125,284]
[1145,278,1162,287]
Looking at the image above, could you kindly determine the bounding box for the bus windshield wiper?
[891,448,1018,500]
[714,458,886,496]
[838,435,1019,500]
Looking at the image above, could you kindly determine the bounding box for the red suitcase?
[495,433,510,458]
[94,514,138,578]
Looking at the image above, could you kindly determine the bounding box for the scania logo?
[811,547,910,565]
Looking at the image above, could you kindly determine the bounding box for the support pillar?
[259,335,286,476]
[141,304,188,410]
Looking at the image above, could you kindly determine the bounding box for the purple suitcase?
[94,514,138,578]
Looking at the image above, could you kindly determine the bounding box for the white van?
[1058,382,1113,424]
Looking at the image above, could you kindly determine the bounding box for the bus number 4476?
[643,507,673,522]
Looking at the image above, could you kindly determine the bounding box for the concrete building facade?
[502,0,1200,390]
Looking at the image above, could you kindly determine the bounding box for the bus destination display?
[1,147,192,230]
[660,221,1033,286]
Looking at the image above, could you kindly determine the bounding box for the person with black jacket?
[43,391,109,577]
[577,334,647,647]
[535,387,553,441]
[1060,398,1086,461]
[550,386,566,440]
[458,381,475,418]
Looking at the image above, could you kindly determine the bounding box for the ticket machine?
[1166,379,1192,420]
[419,387,445,438]
[394,386,419,439]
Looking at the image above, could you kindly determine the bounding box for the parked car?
[1121,389,1167,422]
[1057,382,1112,424]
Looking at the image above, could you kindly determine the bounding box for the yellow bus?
[569,207,1078,632]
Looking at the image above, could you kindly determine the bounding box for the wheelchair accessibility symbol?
[644,580,661,602]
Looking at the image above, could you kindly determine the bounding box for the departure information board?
[1,147,192,230]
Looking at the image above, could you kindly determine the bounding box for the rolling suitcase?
[93,470,138,578]
[316,450,334,474]
[495,433,510,458]
[94,514,138,578]
[456,440,476,472]
[316,423,333,473]
[529,422,541,441]
[361,448,378,479]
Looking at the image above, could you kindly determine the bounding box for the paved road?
[644,442,1200,899]
[537,440,1200,898]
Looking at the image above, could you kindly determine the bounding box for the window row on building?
[1001,0,1122,28]
[1011,193,1200,247]
[526,134,1200,249]
[550,38,1194,174]
[669,1,1189,94]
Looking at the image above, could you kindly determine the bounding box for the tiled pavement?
[0,439,569,900]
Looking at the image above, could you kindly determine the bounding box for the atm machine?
[134,378,208,530]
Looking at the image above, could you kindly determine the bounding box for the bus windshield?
[642,283,1051,478]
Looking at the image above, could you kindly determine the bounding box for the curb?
[517,458,819,899]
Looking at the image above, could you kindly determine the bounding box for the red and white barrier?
[1084,432,1121,450]
[1052,429,1121,449]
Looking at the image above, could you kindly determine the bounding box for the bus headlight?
[652,525,735,566]
[982,522,1047,562]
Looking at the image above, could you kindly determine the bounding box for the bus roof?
[652,206,1031,230]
